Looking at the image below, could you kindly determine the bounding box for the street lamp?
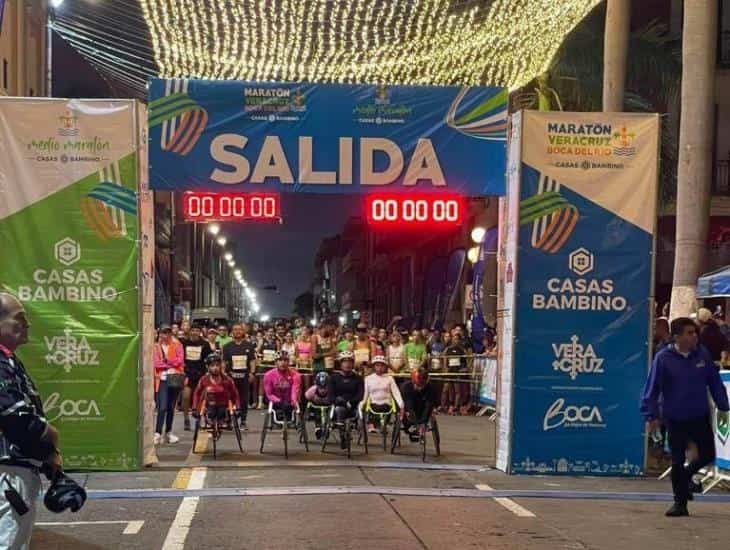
[260,314,271,323]
[50,0,65,8]
[217,236,227,246]
[467,246,480,264]
[471,226,486,244]
[339,315,346,325]
[234,269,242,278]
[252,304,261,313]
[228,260,235,268]
[208,224,220,236]
[310,319,317,327]
[224,252,233,262]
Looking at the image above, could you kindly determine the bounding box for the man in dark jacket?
[697,307,727,363]
[641,317,730,517]
[0,293,63,547]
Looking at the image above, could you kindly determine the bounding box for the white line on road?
[37,520,145,535]
[161,467,207,550]
[475,483,536,518]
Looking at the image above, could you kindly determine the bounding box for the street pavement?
[31,410,730,549]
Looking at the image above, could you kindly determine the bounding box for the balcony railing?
[714,161,730,196]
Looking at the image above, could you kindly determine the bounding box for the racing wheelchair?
[259,401,308,458]
[191,399,245,459]
[392,413,441,462]
[359,399,401,454]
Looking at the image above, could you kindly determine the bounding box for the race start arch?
[146,79,660,477]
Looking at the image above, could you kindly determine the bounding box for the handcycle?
[321,403,362,458]
[191,399,245,459]
[259,401,308,458]
[359,399,401,454]
[392,412,441,462]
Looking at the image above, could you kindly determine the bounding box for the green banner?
[0,99,140,470]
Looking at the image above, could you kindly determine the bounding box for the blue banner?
[505,111,660,476]
[0,0,5,38]
[148,79,507,195]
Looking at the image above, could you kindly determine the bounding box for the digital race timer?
[182,192,281,222]
[365,195,465,227]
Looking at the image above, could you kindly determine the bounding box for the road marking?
[172,468,192,489]
[240,474,264,480]
[194,432,210,454]
[161,467,207,550]
[475,483,536,518]
[123,521,145,535]
[309,473,342,478]
[37,520,144,535]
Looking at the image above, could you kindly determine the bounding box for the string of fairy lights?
[138,0,602,89]
[52,0,602,93]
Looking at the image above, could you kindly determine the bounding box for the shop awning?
[697,266,730,298]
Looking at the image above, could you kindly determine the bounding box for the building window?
[2,59,8,90]
[721,0,730,67]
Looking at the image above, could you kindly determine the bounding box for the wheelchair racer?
[192,353,241,422]
[263,350,301,421]
[304,371,333,439]
[330,351,364,448]
[361,355,404,432]
[400,366,438,442]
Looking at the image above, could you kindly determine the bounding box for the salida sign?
[148,79,508,195]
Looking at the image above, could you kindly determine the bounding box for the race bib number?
[408,357,420,370]
[185,346,202,361]
[431,358,443,371]
[448,357,461,367]
[262,349,277,363]
[354,349,369,365]
[231,355,247,371]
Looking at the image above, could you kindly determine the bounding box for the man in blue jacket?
[641,317,730,517]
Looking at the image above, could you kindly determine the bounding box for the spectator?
[153,325,185,445]
[653,317,671,357]
[697,307,727,364]
[641,317,729,517]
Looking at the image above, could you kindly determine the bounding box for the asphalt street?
[30,411,730,549]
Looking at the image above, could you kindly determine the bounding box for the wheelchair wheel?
[300,411,309,453]
[362,413,369,454]
[192,417,201,454]
[212,419,218,460]
[259,413,269,453]
[432,417,441,457]
[344,419,352,459]
[381,415,390,452]
[283,417,289,459]
[390,415,401,455]
[320,416,331,452]
[233,416,245,453]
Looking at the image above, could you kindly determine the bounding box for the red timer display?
[182,192,281,222]
[365,195,465,227]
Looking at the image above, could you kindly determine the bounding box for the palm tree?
[603,0,631,111]
[512,7,681,204]
[670,1,718,318]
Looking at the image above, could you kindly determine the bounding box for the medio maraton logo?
[25,109,111,164]
[353,85,412,125]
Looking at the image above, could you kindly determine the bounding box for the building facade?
[0,0,47,97]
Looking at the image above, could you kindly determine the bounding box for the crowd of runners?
[152,317,497,446]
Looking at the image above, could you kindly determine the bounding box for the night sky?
[226,195,362,317]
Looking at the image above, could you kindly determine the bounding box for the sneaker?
[153,432,162,445]
[241,422,248,431]
[315,428,323,440]
[165,432,180,444]
[184,418,191,431]
[665,503,689,517]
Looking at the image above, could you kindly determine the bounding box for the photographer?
[0,293,63,547]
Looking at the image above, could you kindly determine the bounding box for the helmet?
[275,350,290,363]
[411,367,429,387]
[371,355,388,366]
[205,352,222,366]
[44,472,87,513]
[314,371,329,387]
[338,350,354,362]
